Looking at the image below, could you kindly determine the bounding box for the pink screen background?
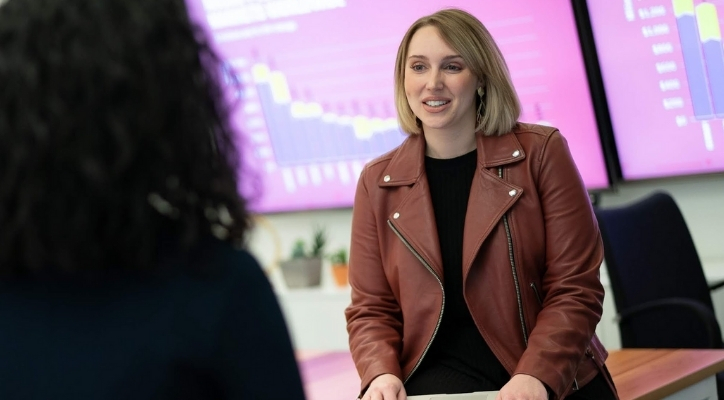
[588,0,724,180]
[186,0,609,213]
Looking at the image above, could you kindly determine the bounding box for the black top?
[0,237,306,400]
[405,149,510,395]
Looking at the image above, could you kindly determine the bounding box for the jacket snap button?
[393,212,400,219]
[383,175,391,182]
[508,189,517,196]
[512,150,520,157]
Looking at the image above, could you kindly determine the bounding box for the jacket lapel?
[380,131,526,280]
[462,133,524,276]
[382,135,444,279]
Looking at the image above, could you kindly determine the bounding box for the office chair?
[594,191,724,396]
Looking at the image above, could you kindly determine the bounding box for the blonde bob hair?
[394,8,521,136]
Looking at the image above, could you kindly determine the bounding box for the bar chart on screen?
[250,64,404,166]
[674,0,724,119]
[588,0,724,180]
[187,0,611,212]
[236,59,406,209]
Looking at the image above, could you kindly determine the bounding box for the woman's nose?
[425,70,443,90]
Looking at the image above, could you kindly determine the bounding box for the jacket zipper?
[387,220,445,383]
[500,168,580,392]
[499,167,529,346]
[530,282,543,305]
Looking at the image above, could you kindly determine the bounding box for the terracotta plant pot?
[280,257,323,288]
[331,263,348,287]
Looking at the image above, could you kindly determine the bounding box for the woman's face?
[404,26,479,136]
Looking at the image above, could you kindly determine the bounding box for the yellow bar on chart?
[290,102,323,118]
[252,64,270,83]
[352,116,373,139]
[269,71,292,104]
[672,0,695,17]
[696,3,722,42]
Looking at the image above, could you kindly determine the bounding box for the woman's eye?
[445,64,462,71]
[410,64,425,72]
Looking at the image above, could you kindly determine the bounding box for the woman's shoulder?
[358,134,424,183]
[191,236,266,281]
[507,122,568,156]
[511,122,561,140]
[183,237,280,311]
[363,138,409,170]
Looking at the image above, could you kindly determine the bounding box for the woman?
[0,0,305,399]
[345,8,618,400]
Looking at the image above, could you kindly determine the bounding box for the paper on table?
[407,391,499,400]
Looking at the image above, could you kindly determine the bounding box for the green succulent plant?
[290,239,306,259]
[309,226,327,258]
[329,247,348,265]
[288,226,327,259]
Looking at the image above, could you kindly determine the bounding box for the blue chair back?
[594,191,722,349]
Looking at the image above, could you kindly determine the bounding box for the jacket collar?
[380,130,526,187]
[380,129,525,279]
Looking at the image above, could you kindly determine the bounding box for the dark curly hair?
[0,0,258,275]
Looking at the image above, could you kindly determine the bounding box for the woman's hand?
[361,373,406,400]
[496,374,548,400]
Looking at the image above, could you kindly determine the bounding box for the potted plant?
[279,226,326,288]
[328,247,349,287]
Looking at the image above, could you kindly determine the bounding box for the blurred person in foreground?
[0,0,305,399]
[345,8,618,400]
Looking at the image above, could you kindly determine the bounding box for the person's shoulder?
[511,122,560,139]
[192,236,267,284]
[363,140,405,172]
[508,122,565,154]
[358,134,419,181]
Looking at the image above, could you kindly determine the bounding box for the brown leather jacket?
[345,123,617,399]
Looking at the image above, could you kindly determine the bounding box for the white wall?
[247,174,724,351]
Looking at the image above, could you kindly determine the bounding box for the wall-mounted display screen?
[586,0,724,181]
[186,0,611,213]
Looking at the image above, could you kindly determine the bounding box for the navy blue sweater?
[0,238,305,400]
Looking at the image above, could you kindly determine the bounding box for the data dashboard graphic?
[186,0,610,213]
[588,0,724,180]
